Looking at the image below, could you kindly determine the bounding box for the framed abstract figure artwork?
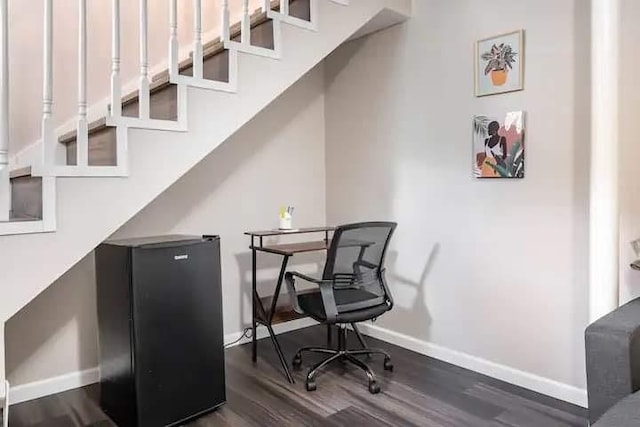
[475,30,524,97]
[473,111,525,179]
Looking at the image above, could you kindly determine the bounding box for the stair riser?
[10,176,43,220]
[284,0,312,21]
[66,127,117,167]
[180,49,231,82]
[232,19,276,49]
[122,84,179,122]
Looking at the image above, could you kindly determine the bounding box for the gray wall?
[324,0,590,389]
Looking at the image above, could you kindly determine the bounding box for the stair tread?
[10,166,32,179]
[59,117,108,144]
[0,218,41,223]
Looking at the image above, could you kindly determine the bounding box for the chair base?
[292,325,393,394]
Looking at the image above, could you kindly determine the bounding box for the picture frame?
[473,111,525,179]
[475,30,524,97]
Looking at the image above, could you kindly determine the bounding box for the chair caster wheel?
[368,381,381,394]
[306,380,317,392]
[292,354,302,368]
[383,358,393,371]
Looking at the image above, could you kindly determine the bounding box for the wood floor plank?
[7,325,588,427]
[326,406,397,427]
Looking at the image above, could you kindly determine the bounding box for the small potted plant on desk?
[481,43,517,86]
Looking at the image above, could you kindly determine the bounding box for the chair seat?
[298,288,390,324]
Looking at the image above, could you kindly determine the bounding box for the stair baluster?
[138,0,150,120]
[110,0,121,118]
[169,0,178,80]
[221,0,230,42]
[241,0,250,45]
[0,0,9,221]
[76,0,89,167]
[42,0,55,168]
[193,0,203,79]
[280,0,289,17]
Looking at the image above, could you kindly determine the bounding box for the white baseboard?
[7,318,318,406]
[8,320,585,412]
[10,368,99,406]
[355,322,588,408]
[224,317,317,348]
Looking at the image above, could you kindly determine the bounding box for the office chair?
[285,222,397,394]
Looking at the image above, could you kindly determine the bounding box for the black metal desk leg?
[268,255,290,322]
[266,324,295,384]
[266,255,295,384]
[252,247,257,362]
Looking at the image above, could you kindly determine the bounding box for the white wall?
[324,0,590,395]
[8,0,262,155]
[5,64,326,387]
[5,253,98,386]
[619,0,640,304]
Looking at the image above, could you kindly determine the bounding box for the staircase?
[0,0,410,415]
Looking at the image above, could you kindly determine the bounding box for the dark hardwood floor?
[4,326,587,426]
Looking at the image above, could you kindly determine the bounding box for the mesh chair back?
[322,222,397,315]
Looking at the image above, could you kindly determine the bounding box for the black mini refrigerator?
[95,235,226,427]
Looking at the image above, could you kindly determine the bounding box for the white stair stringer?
[0,0,411,406]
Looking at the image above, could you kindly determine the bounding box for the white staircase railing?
[41,0,55,169]
[280,0,290,17]
[193,0,204,79]
[1,0,343,230]
[110,0,122,119]
[221,0,230,41]
[0,0,9,222]
[77,0,89,168]
[138,0,150,121]
[241,0,251,44]
[169,0,179,80]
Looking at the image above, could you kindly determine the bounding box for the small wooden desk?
[245,226,334,383]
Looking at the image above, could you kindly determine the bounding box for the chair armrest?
[287,271,324,284]
[284,271,339,322]
[354,259,378,270]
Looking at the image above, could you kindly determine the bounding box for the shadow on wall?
[380,245,439,340]
[5,253,98,387]
[324,26,427,335]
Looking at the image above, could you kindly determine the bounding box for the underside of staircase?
[0,0,411,411]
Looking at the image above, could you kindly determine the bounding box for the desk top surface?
[244,226,335,237]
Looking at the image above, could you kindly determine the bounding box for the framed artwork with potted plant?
[475,30,524,97]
